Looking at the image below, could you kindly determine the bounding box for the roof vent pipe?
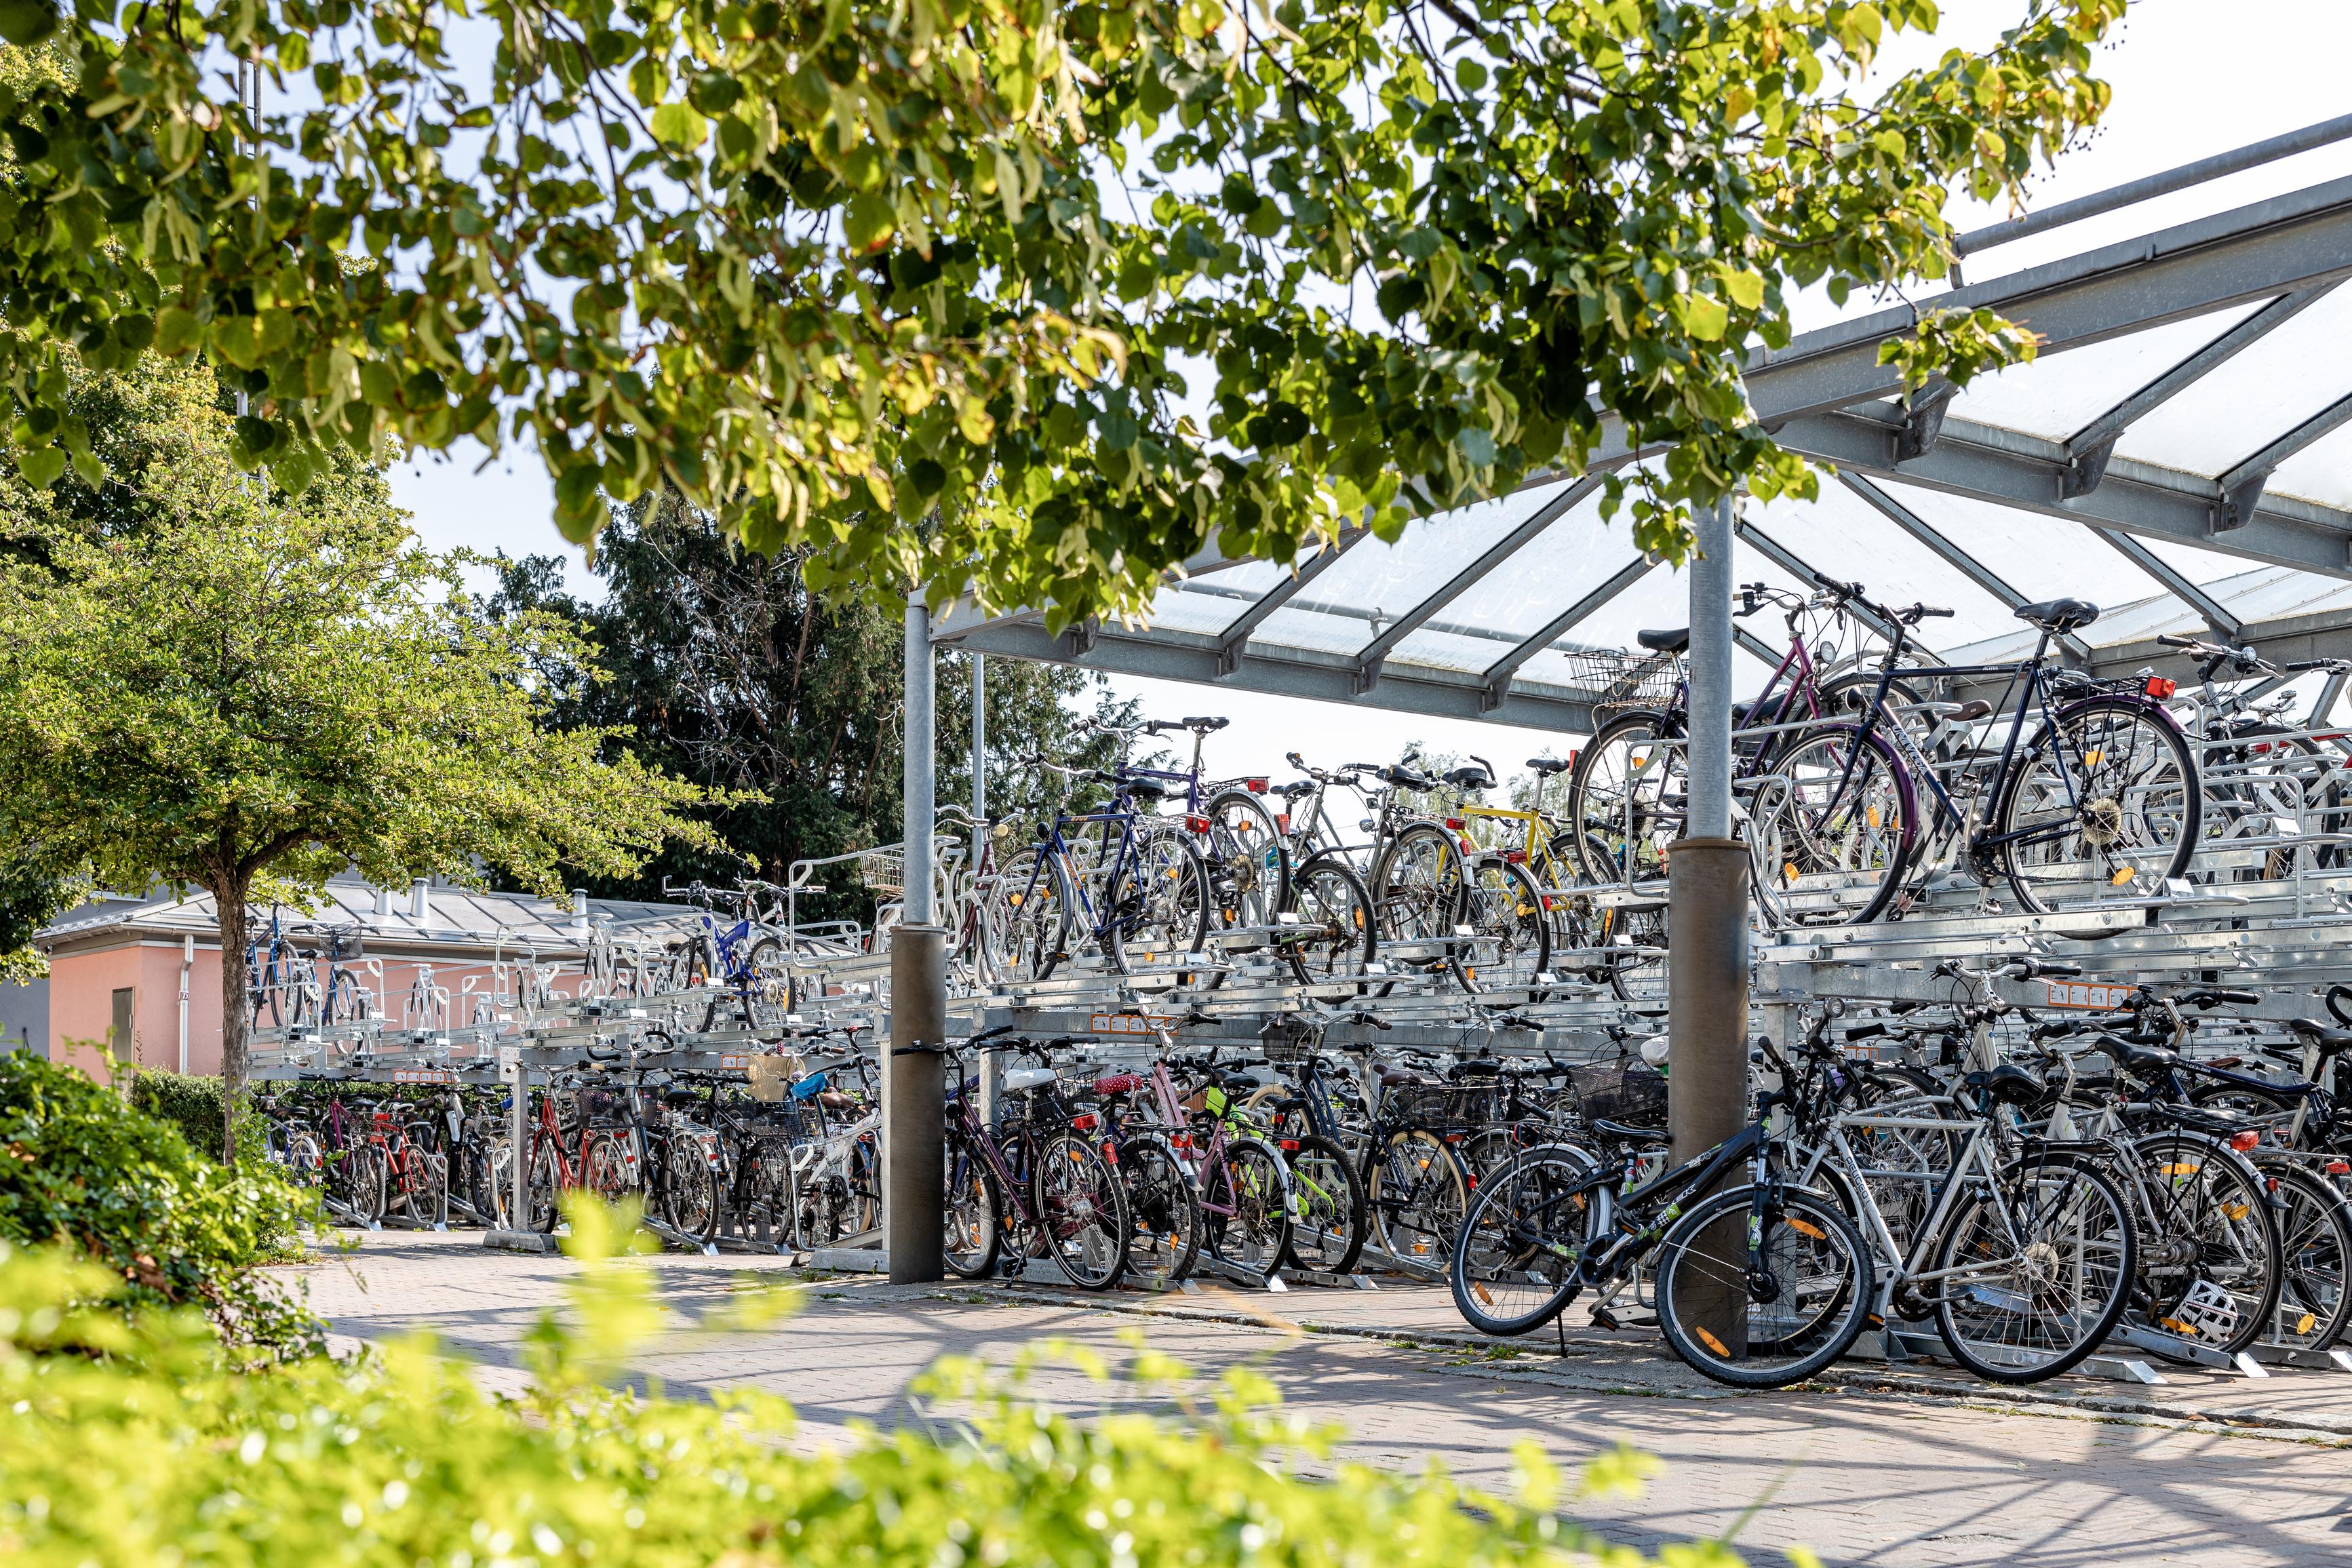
[374,885,391,918]
[570,889,589,940]
[410,878,429,922]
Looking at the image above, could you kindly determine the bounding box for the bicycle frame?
[1011,794,1149,949]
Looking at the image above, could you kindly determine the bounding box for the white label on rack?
[2045,980,2132,1010]
[719,1053,749,1070]
[392,1070,455,1084]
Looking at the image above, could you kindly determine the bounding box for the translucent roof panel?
[1870,482,2177,631]
[1139,580,1261,638]
[1426,486,1631,642]
[2113,283,2352,477]
[2269,416,2352,510]
[1285,484,1565,655]
[1742,486,2020,648]
[1946,300,2269,442]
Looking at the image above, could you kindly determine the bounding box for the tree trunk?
[214,878,250,1163]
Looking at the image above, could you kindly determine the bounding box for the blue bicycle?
[983,759,1212,982]
[659,880,795,1027]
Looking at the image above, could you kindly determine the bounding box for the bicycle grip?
[1843,1021,1886,1040]
[1916,606,1955,619]
[2154,633,2201,649]
[2286,659,2338,672]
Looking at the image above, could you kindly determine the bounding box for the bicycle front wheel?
[1455,855,1551,993]
[1109,831,1211,981]
[662,1137,722,1244]
[1365,1128,1468,1272]
[1280,852,1378,985]
[1280,1132,1366,1275]
[984,847,1071,983]
[1449,1143,1602,1336]
[943,1137,1003,1278]
[1749,723,1915,927]
[1929,1154,2136,1384]
[1204,789,1291,928]
[1994,697,2201,911]
[1655,1184,1875,1388]
[1034,1132,1130,1289]
[1118,1135,1202,1286]
[1370,823,1468,953]
[1200,1137,1292,1274]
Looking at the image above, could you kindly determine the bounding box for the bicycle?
[939,1027,1131,1289]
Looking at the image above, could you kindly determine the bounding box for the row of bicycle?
[1449,956,2352,1388]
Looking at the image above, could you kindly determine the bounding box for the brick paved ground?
[290,1234,2352,1568]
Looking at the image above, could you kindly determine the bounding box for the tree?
[0,364,716,1156]
[479,494,1141,922]
[0,1,2121,628]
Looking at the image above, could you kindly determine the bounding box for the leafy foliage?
[0,1,2121,627]
[0,355,721,1150]
[480,496,1141,921]
[124,1067,228,1162]
[0,1199,1710,1568]
[0,1053,321,1357]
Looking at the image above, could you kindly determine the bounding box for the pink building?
[31,878,690,1082]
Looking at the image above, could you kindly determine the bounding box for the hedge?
[0,1053,321,1357]
[126,1066,226,1158]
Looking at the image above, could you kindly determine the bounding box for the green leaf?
[155,307,202,356]
[210,317,262,370]
[15,444,66,487]
[649,102,707,151]
[1682,292,1728,341]
[1454,425,1496,467]
[844,191,895,254]
[0,0,57,45]
[1723,269,1765,310]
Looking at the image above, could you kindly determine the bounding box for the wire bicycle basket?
[1556,648,1682,714]
[855,846,906,896]
[1565,1055,1669,1127]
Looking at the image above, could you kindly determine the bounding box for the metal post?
[971,651,987,824]
[886,588,947,1282]
[511,1066,530,1230]
[177,933,193,1074]
[1668,492,1750,1356]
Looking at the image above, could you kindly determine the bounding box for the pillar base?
[1666,836,1750,1357]
[886,923,949,1285]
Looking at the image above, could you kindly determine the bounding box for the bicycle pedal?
[1588,1306,1622,1331]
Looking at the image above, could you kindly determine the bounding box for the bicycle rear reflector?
[2145,676,2176,698]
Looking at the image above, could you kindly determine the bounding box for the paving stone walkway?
[289,1234,2352,1568]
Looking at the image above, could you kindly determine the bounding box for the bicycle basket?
[1555,648,1681,714]
[1565,1055,1668,1127]
[857,846,906,895]
[1384,1081,1505,1132]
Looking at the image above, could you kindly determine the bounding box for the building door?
[111,986,135,1064]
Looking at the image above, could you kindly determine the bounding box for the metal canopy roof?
[935,125,2352,735]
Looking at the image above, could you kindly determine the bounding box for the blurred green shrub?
[0,1198,1727,1568]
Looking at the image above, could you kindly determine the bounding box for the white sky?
[390,0,2352,776]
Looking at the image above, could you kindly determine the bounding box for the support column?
[886,589,946,1283]
[971,651,987,824]
[1668,493,1750,1354]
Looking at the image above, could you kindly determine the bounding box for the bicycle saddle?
[1959,1063,2045,1108]
[1443,764,1493,789]
[2014,597,2099,632]
[1002,1065,1059,1093]
[1120,777,1173,801]
[2102,1038,2176,1074]
[1525,757,1572,776]
[1274,779,1317,800]
[662,1087,701,1108]
[815,1091,857,1110]
[1950,699,1993,722]
[1092,1073,1144,1096]
[1636,627,1690,654]
[2285,1018,2352,1057]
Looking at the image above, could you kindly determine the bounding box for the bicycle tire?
[1449,1142,1603,1336]
[1280,1131,1366,1275]
[2252,1154,2352,1352]
[1364,1127,1468,1272]
[1109,831,1211,981]
[1929,1153,2137,1384]
[663,1136,722,1244]
[1455,855,1551,993]
[1565,710,1682,886]
[1118,1134,1202,1286]
[527,1139,563,1233]
[1654,1183,1875,1389]
[1279,852,1378,985]
[2126,1131,2281,1360]
[943,1137,1003,1278]
[1369,821,1469,956]
[1033,1131,1130,1289]
[1200,1137,1292,1274]
[1993,695,2201,912]
[1749,722,1917,928]
[1204,787,1291,926]
[987,846,1071,983]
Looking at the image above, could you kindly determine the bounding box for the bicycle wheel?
[741,936,795,1028]
[1566,711,1683,888]
[1108,831,1211,981]
[1034,1131,1130,1289]
[1654,1183,1874,1388]
[1455,855,1551,993]
[526,1140,562,1233]
[1200,1137,1292,1273]
[1118,1135,1202,1286]
[328,968,370,1025]
[943,1136,1003,1278]
[1365,1128,1468,1271]
[1280,852,1378,985]
[1280,1131,1366,1275]
[985,846,1071,983]
[1929,1154,2137,1384]
[1994,697,2201,911]
[1204,788,1291,927]
[2254,1156,2352,1353]
[1370,822,1468,952]
[283,1130,327,1190]
[581,1132,635,1204]
[1748,723,1916,927]
[2128,1131,2281,1358]
[1449,1143,1603,1336]
[663,1137,722,1244]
